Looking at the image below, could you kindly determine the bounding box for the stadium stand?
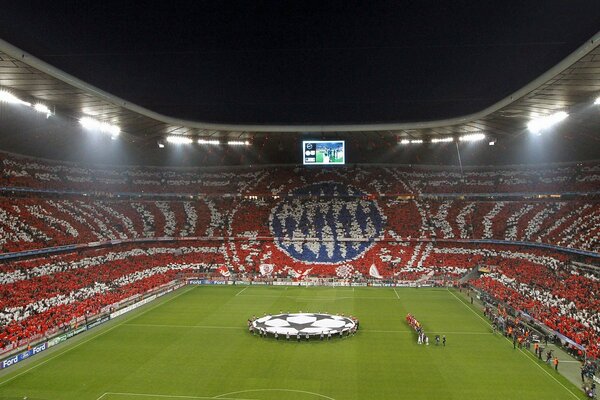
[0,196,597,253]
[0,151,598,359]
[2,151,599,195]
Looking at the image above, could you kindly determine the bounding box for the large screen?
[302,140,345,165]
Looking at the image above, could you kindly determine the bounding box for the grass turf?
[0,286,586,400]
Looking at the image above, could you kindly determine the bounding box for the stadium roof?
[0,30,599,145]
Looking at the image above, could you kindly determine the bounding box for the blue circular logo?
[269,182,385,264]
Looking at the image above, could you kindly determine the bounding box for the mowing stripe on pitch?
[0,286,194,388]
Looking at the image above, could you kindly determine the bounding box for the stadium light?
[158,142,165,148]
[431,137,453,143]
[0,90,31,106]
[527,111,568,134]
[227,140,250,146]
[198,139,220,145]
[166,136,193,145]
[594,96,600,105]
[79,117,121,137]
[400,139,423,144]
[459,133,485,142]
[488,140,496,146]
[33,103,52,118]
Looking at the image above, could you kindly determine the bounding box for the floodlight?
[527,112,568,134]
[198,139,220,145]
[166,136,193,144]
[594,96,600,105]
[80,116,101,130]
[431,137,453,143]
[410,139,424,144]
[0,90,31,106]
[80,116,121,136]
[228,140,250,146]
[459,133,485,142]
[33,103,52,118]
[399,139,410,145]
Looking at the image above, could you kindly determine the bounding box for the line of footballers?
[406,313,446,347]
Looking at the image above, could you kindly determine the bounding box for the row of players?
[406,313,447,346]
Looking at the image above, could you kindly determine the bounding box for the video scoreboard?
[302,140,345,165]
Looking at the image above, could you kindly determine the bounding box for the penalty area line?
[447,288,581,400]
[98,392,256,400]
[393,288,400,299]
[214,388,336,400]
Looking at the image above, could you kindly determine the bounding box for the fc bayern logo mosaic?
[269,182,385,264]
[224,181,386,274]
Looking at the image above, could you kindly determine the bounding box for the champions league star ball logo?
[252,313,356,336]
[269,182,385,264]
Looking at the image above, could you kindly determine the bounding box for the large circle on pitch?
[269,182,385,264]
[252,313,356,337]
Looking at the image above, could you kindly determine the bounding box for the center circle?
[269,182,385,264]
[252,313,356,337]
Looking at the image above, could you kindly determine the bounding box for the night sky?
[0,1,599,124]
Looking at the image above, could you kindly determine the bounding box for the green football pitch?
[0,286,586,400]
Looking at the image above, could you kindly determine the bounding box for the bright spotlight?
[80,116,101,130]
[80,117,121,136]
[158,143,165,148]
[459,133,485,142]
[33,103,52,118]
[527,111,568,134]
[431,137,453,143]
[0,90,31,106]
[410,139,423,144]
[198,139,220,145]
[399,139,410,145]
[227,140,250,146]
[489,140,496,146]
[166,136,193,145]
[594,96,600,105]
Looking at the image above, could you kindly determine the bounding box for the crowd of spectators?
[0,150,598,361]
[2,151,598,195]
[0,242,224,351]
[1,195,597,255]
[472,257,600,360]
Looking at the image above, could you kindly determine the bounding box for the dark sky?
[0,1,599,124]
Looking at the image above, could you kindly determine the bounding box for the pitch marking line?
[97,392,256,400]
[122,324,489,336]
[364,329,491,335]
[214,388,336,399]
[237,294,391,301]
[0,286,195,389]
[125,323,243,330]
[235,286,249,296]
[447,288,581,400]
[393,288,400,299]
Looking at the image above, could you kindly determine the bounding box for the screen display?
[302,140,345,165]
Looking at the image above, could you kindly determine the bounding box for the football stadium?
[0,2,598,399]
